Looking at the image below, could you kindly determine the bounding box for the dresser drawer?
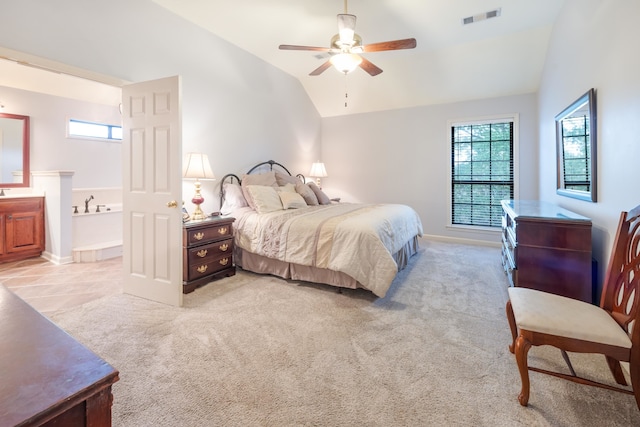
[185,223,233,246]
[187,238,233,263]
[188,254,233,281]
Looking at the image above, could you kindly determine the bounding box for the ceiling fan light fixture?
[330,53,362,74]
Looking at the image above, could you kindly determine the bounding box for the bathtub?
[72,203,123,263]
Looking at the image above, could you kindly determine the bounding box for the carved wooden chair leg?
[605,356,628,386]
[506,300,518,354]
[514,335,532,406]
[560,350,577,377]
[630,355,640,410]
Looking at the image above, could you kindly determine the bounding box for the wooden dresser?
[501,200,593,303]
[182,216,235,293]
[0,196,45,263]
[0,285,119,426]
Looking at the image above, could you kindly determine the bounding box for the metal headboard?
[219,160,306,208]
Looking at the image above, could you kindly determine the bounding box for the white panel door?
[122,76,183,306]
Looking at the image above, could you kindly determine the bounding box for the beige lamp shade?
[182,152,215,180]
[309,161,328,188]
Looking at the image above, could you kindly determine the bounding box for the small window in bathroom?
[68,119,122,141]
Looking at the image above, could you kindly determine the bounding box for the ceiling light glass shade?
[182,152,215,180]
[337,14,357,45]
[330,53,362,74]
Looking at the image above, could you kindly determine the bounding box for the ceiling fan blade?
[279,44,332,52]
[359,57,383,76]
[362,38,417,52]
[309,60,333,76]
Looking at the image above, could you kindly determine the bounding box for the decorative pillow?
[308,182,331,205]
[220,183,248,215]
[279,191,307,209]
[278,183,296,193]
[295,182,318,205]
[241,171,278,209]
[245,185,283,214]
[275,171,300,186]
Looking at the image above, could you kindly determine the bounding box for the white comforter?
[233,203,423,297]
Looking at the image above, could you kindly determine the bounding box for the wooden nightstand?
[182,216,235,293]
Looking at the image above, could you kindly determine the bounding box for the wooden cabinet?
[183,216,235,293]
[0,284,118,426]
[0,196,45,262]
[501,200,593,303]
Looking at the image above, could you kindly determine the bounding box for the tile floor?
[1,256,123,314]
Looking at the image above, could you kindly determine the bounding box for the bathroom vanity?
[0,196,45,263]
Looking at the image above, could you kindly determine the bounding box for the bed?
[219,160,423,297]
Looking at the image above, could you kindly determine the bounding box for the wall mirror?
[0,113,30,189]
[556,88,597,202]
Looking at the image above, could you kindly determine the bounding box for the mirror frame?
[555,88,597,202]
[0,113,30,188]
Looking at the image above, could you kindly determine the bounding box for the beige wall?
[538,0,640,287]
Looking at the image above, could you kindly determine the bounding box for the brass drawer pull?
[193,232,205,241]
[219,258,229,266]
[197,265,208,274]
[218,227,228,235]
[219,243,229,252]
[197,249,208,258]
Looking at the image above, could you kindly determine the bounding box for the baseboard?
[420,234,502,248]
[41,251,74,265]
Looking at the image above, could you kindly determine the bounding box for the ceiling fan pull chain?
[344,73,349,107]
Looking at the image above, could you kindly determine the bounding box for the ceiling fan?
[279,0,417,77]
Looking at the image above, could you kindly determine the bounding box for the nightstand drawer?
[187,238,233,262]
[188,255,233,281]
[185,223,233,246]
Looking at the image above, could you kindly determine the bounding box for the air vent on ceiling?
[462,7,502,25]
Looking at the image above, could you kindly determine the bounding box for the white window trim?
[446,113,520,231]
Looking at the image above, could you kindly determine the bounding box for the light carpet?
[48,239,640,426]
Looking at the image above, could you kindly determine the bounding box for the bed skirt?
[235,235,420,292]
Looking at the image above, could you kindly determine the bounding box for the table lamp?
[182,152,215,220]
[309,161,328,189]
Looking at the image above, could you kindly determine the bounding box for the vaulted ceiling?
[152,0,566,117]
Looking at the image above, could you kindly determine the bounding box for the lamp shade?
[309,161,328,178]
[182,152,215,180]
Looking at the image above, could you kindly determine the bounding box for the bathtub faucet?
[84,195,94,213]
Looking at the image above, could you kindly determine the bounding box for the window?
[559,114,590,192]
[68,119,122,141]
[450,118,515,228]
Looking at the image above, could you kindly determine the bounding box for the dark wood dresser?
[0,285,119,426]
[182,216,235,293]
[501,200,593,303]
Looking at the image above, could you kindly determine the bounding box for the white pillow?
[245,185,283,213]
[220,183,248,215]
[279,191,307,209]
[278,183,296,193]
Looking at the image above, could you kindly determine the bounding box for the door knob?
[166,200,178,208]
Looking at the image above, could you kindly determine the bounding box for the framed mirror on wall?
[555,88,597,202]
[0,113,30,188]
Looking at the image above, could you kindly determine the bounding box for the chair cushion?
[508,287,632,349]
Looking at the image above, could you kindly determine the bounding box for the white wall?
[0,0,322,214]
[538,0,640,283]
[0,85,121,188]
[321,93,539,243]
